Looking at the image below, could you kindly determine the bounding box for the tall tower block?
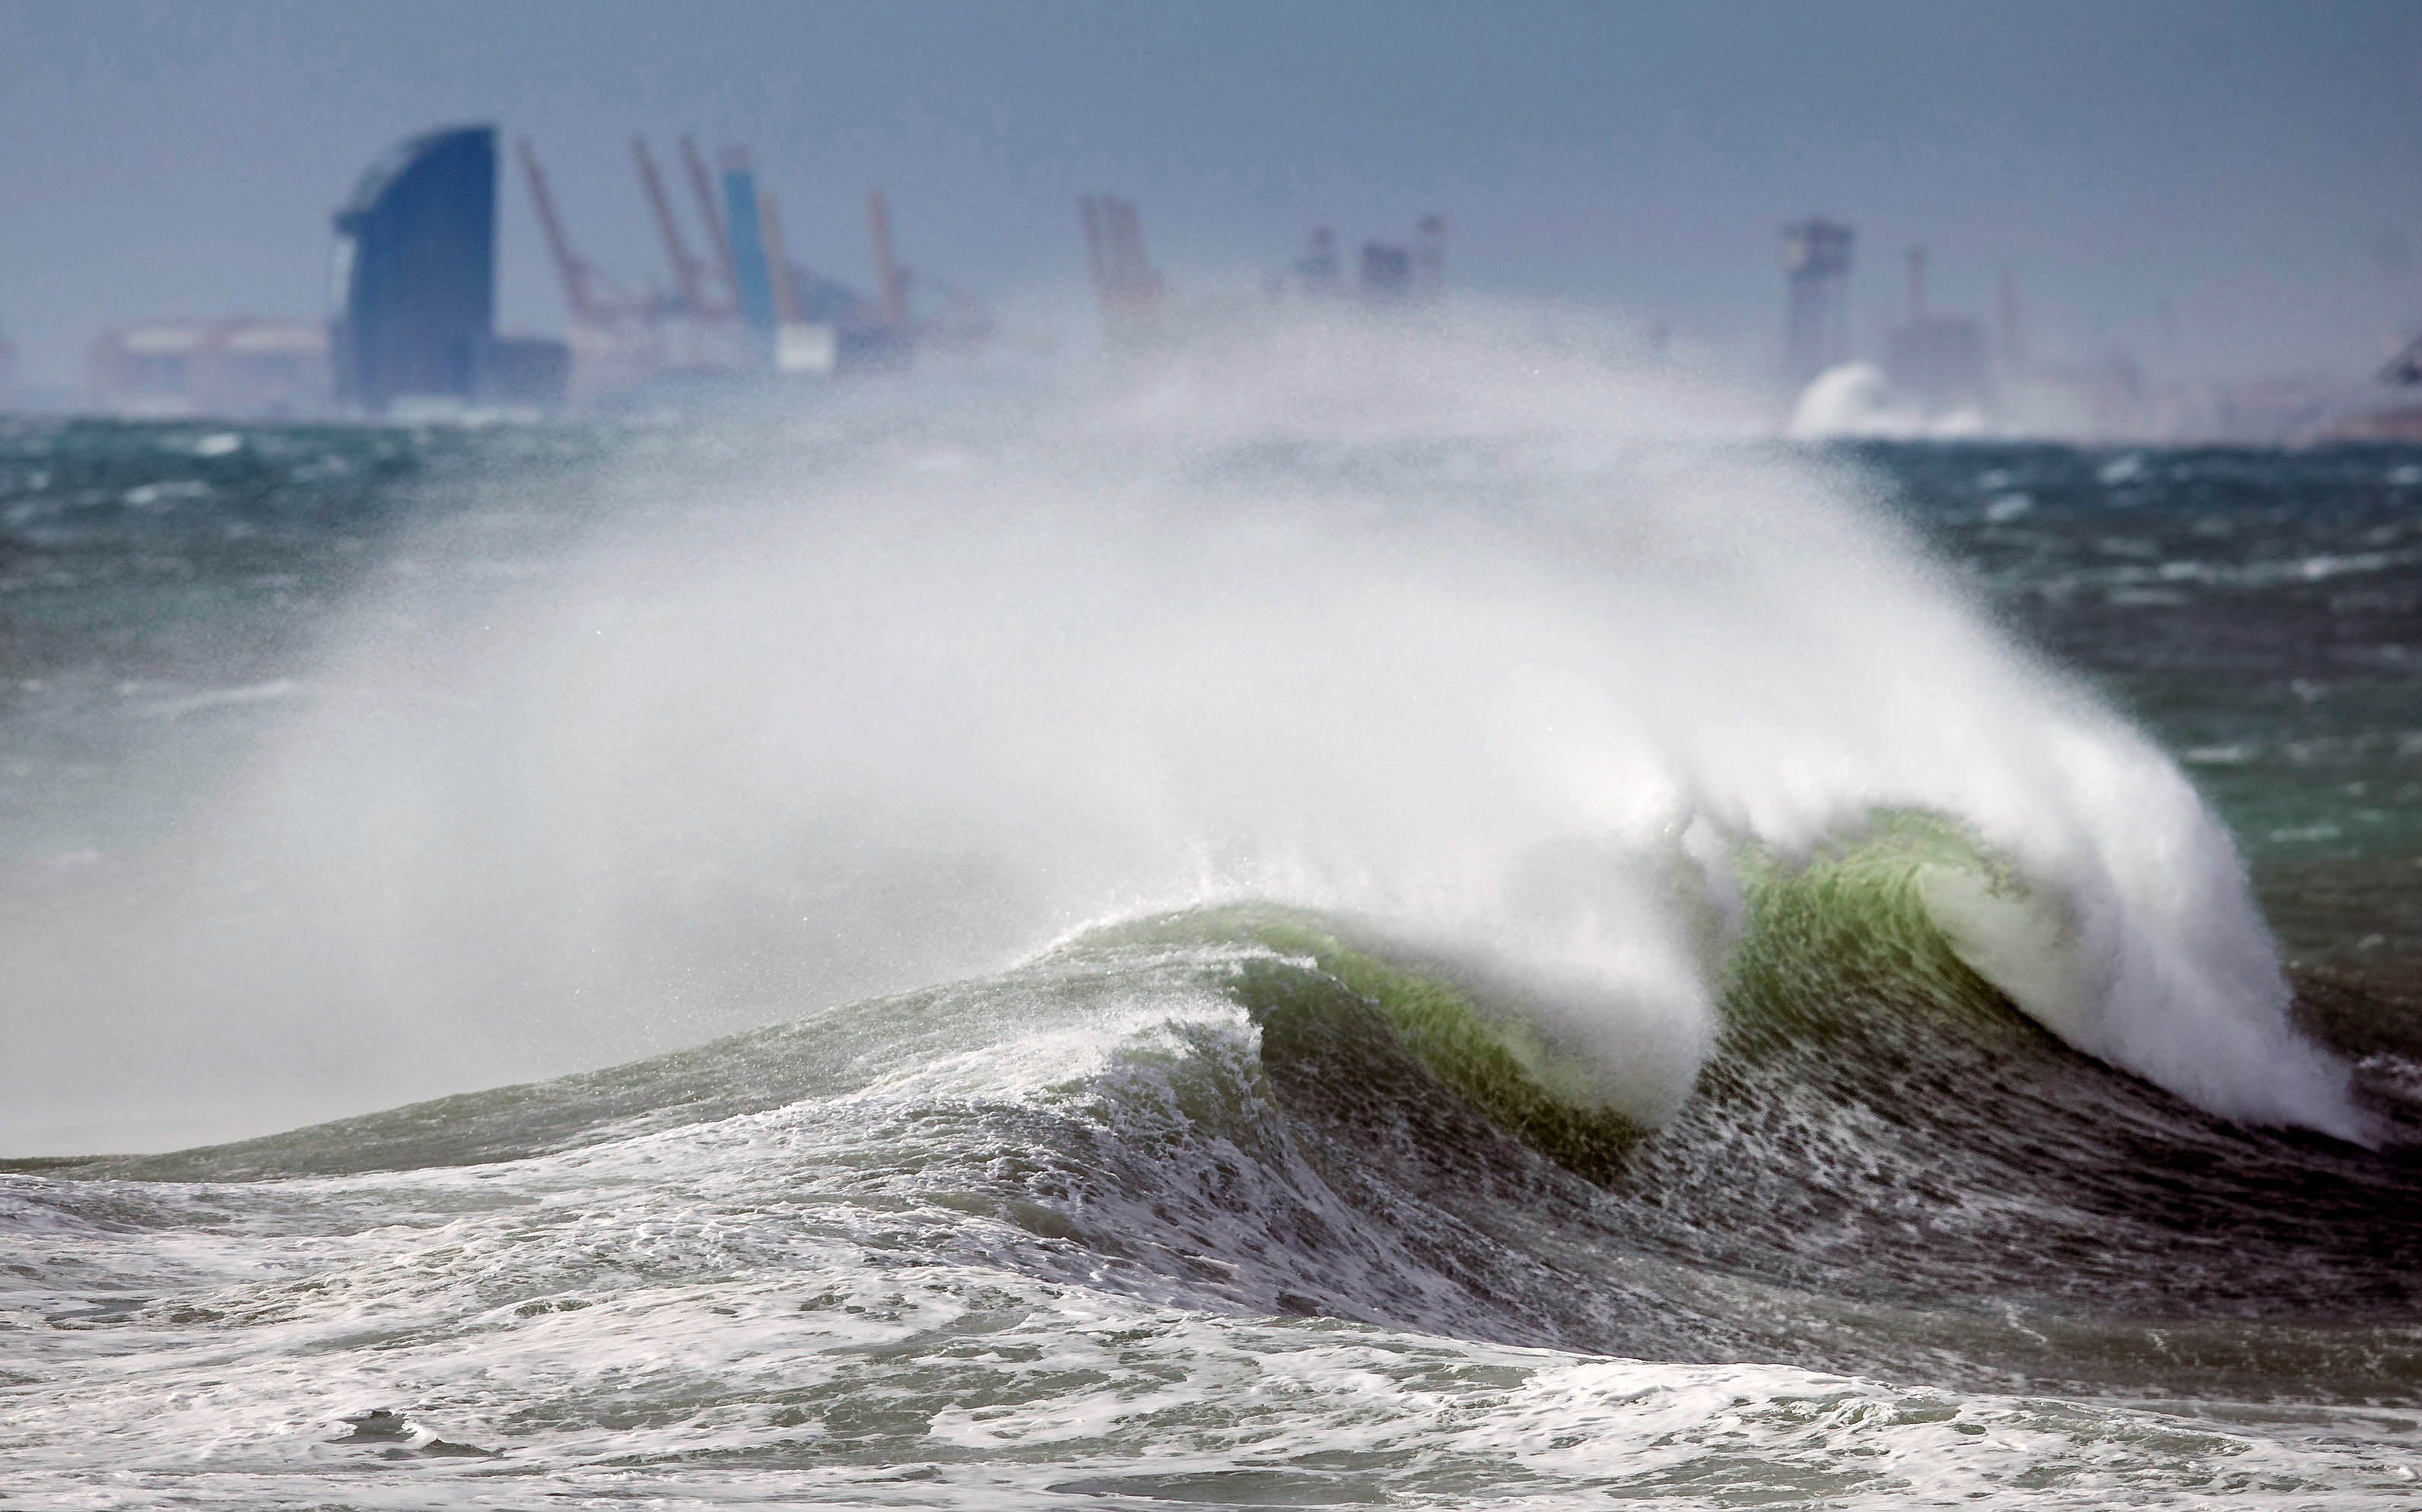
[1779,218,1854,395]
[332,125,496,412]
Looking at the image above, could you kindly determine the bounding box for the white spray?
[3,307,2360,1148]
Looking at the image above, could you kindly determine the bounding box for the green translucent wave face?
[1075,816,2029,1187]
[62,822,2022,1190]
[1719,813,2033,1049]
[1077,904,1654,1183]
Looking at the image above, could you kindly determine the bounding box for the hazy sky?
[2,0,2417,389]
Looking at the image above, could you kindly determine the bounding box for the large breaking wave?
[8,309,2363,1146]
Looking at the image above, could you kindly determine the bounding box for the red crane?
[517,138,617,329]
[679,135,742,314]
[632,137,718,319]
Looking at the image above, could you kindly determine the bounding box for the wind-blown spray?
[15,307,2355,1143]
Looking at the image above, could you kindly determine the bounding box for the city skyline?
[3,0,2418,390]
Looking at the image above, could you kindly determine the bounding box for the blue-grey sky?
[2,0,2417,387]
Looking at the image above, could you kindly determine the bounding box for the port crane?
[511,135,992,382]
[631,137,723,320]
[518,138,648,332]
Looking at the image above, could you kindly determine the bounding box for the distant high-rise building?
[1997,266,2026,375]
[1780,218,1854,393]
[1884,243,1991,415]
[332,125,497,412]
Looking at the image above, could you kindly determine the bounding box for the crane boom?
[633,137,713,317]
[517,138,602,327]
[867,190,908,329]
[680,135,742,311]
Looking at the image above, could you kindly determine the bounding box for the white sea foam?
[3,1082,2413,1508]
[138,677,303,719]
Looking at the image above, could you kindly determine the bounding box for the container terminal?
[68,123,995,421]
[11,119,2417,440]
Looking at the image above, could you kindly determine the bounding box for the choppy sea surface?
[3,348,2420,1508]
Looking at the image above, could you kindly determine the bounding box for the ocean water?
[3,327,2420,1507]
